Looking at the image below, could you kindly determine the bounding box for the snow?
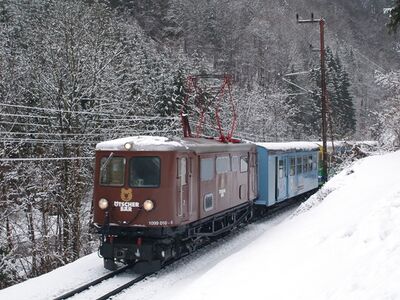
[256,141,319,151]
[2,150,400,300]
[95,136,183,151]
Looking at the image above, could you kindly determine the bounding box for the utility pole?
[296,13,328,183]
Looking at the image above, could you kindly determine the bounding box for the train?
[92,136,320,272]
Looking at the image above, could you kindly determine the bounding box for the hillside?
[119,0,399,138]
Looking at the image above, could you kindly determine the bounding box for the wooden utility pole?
[296,13,328,183]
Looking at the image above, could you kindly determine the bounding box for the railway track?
[53,265,149,300]
[53,257,184,300]
[94,272,151,300]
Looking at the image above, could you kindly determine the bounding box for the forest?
[0,0,399,288]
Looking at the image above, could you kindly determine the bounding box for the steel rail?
[53,265,130,300]
[95,272,151,300]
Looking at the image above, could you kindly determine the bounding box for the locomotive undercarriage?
[98,202,253,272]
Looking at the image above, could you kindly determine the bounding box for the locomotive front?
[92,136,187,271]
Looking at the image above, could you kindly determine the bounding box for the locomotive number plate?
[149,220,174,226]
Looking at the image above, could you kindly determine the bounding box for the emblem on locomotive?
[120,188,133,202]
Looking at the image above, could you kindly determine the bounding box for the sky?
[1,149,399,300]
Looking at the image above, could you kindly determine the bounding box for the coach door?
[288,156,296,197]
[177,156,190,221]
[276,157,288,201]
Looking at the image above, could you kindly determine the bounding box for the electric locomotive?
[92,136,257,272]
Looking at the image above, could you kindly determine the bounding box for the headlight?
[143,199,154,212]
[124,142,132,150]
[98,198,109,210]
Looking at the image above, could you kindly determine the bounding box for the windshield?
[99,157,125,186]
[129,157,161,188]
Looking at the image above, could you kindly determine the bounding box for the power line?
[0,121,51,128]
[0,128,181,137]
[0,102,180,120]
[0,121,81,130]
[0,129,181,145]
[0,113,56,119]
[323,28,387,73]
[0,138,99,145]
[0,157,94,162]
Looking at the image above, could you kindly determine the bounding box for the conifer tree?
[325,48,356,138]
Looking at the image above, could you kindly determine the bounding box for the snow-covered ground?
[1,150,400,300]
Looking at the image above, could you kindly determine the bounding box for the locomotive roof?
[95,136,254,153]
[256,141,320,152]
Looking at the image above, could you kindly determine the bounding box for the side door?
[277,156,288,201]
[248,151,258,200]
[177,156,189,221]
[288,156,296,197]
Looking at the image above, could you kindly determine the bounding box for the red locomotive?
[92,136,257,272]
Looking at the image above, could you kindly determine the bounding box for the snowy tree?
[0,0,190,287]
[387,0,400,32]
[325,48,356,138]
[236,82,294,141]
[374,70,400,147]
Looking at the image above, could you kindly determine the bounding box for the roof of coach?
[256,141,319,153]
[96,136,255,153]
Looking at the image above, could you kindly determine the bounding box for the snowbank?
[169,150,400,300]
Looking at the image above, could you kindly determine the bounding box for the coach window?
[129,157,160,187]
[303,156,308,173]
[296,157,302,174]
[308,155,313,171]
[312,155,317,170]
[201,158,214,181]
[216,156,230,174]
[278,159,284,178]
[290,157,295,176]
[240,156,248,173]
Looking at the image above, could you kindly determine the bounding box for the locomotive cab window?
[240,156,248,173]
[129,157,160,188]
[100,157,126,186]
